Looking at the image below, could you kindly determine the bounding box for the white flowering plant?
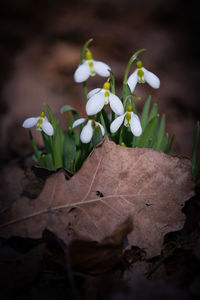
[23,38,176,173]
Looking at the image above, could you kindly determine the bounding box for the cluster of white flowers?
[73,48,160,143]
[22,47,160,144]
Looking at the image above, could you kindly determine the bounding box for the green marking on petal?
[38,119,43,125]
[125,112,131,126]
[37,116,44,130]
[88,61,95,75]
[89,61,93,68]
[137,69,145,83]
[104,91,109,98]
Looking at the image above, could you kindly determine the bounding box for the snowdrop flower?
[86,81,124,116]
[127,60,160,92]
[22,111,54,136]
[72,117,105,144]
[110,105,142,137]
[74,49,111,83]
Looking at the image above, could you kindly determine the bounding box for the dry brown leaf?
[0,137,195,258]
[69,216,133,274]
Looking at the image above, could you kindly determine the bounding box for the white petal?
[74,63,90,83]
[93,61,111,77]
[80,121,93,143]
[72,118,86,128]
[109,93,124,115]
[22,117,38,128]
[95,121,105,136]
[42,120,54,136]
[130,113,142,136]
[143,67,160,89]
[127,69,138,92]
[87,88,101,99]
[110,114,126,133]
[86,92,105,115]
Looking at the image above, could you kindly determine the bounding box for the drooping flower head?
[110,105,142,137]
[22,111,54,136]
[72,117,105,144]
[74,49,111,83]
[127,60,160,92]
[86,81,124,116]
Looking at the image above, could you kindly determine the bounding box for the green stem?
[123,95,133,110]
[109,70,116,122]
[123,48,146,84]
[83,81,88,102]
[111,111,115,123]
[29,130,40,161]
[99,112,107,134]
[109,71,115,94]
[80,38,93,63]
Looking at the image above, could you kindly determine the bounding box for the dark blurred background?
[0,0,199,164]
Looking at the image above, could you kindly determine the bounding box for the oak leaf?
[0,137,195,258]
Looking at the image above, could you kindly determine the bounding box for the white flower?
[72,118,105,144]
[110,106,142,137]
[127,60,160,92]
[86,81,124,116]
[74,49,111,83]
[22,111,54,136]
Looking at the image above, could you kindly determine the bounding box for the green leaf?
[140,96,151,129]
[122,127,134,147]
[38,153,46,168]
[73,129,81,147]
[148,103,158,122]
[75,142,93,171]
[60,105,80,120]
[121,83,132,103]
[165,134,175,154]
[95,111,109,135]
[137,116,159,148]
[153,114,166,150]
[45,104,64,169]
[92,125,103,147]
[160,133,168,151]
[63,132,76,170]
[74,148,82,172]
[67,111,73,129]
[42,131,52,154]
[101,109,111,134]
[80,38,93,63]
[43,153,55,170]
[52,124,64,169]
